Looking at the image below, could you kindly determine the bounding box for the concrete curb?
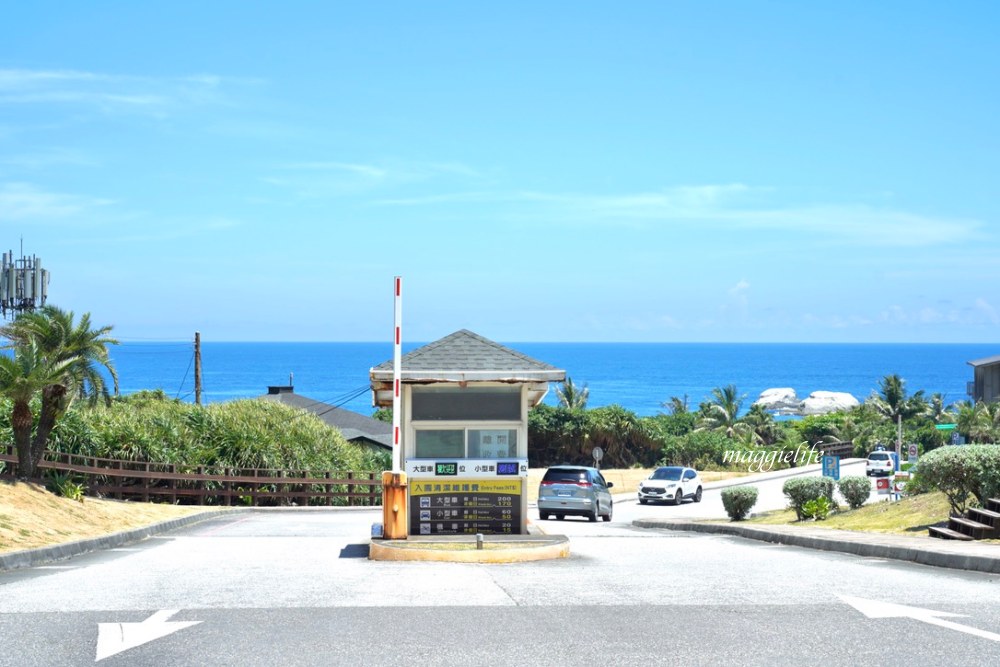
[632,519,1000,575]
[0,509,246,572]
[369,534,570,563]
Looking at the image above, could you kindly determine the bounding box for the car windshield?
[650,467,683,481]
[869,453,890,461]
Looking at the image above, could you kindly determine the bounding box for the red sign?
[876,478,890,494]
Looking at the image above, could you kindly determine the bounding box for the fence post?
[143,462,150,502]
[197,465,205,506]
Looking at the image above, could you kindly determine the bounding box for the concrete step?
[949,516,994,539]
[929,526,975,541]
[987,498,1000,513]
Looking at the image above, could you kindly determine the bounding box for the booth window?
[413,428,518,458]
[414,429,465,458]
[411,386,520,421]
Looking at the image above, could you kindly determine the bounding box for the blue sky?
[2,2,998,343]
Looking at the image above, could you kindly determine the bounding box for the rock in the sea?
[799,391,859,416]
[754,388,800,414]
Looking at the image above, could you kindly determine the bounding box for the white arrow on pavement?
[96,609,202,662]
[839,595,1000,643]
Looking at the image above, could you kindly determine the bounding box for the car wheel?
[672,490,682,505]
[540,512,550,520]
[602,501,613,522]
[639,498,648,505]
[694,487,702,503]
[556,514,565,520]
[589,503,599,522]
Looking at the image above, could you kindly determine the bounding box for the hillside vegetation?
[2,390,390,473]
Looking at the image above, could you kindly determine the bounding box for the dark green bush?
[837,476,871,510]
[915,444,1000,515]
[782,476,835,520]
[721,486,758,521]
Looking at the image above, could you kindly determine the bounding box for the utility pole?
[194,331,202,405]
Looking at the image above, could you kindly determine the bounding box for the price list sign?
[409,479,522,535]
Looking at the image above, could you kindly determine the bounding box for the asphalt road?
[535,459,873,530]
[1,485,999,666]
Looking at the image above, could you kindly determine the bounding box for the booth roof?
[369,329,566,382]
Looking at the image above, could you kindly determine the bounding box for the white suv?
[637,466,703,505]
[865,451,894,477]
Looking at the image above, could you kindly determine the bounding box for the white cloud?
[370,182,984,248]
[0,182,113,220]
[0,68,244,117]
[267,159,482,199]
[975,298,1000,325]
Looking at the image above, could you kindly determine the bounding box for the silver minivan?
[537,465,614,522]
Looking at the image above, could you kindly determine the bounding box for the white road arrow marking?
[839,595,1000,643]
[95,609,201,662]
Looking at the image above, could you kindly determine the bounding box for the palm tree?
[697,384,745,438]
[0,341,72,479]
[866,374,927,453]
[555,377,589,410]
[923,392,954,425]
[868,374,926,424]
[1,306,118,479]
[662,395,689,415]
[740,403,782,446]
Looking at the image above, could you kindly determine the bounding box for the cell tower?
[0,244,50,319]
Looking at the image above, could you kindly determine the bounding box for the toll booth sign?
[410,479,522,535]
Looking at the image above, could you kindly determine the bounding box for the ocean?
[107,342,997,418]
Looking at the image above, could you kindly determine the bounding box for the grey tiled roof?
[968,355,1000,367]
[258,391,391,449]
[372,329,561,374]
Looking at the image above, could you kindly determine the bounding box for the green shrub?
[47,473,85,502]
[915,444,1000,515]
[837,476,871,510]
[782,476,835,520]
[721,486,758,521]
[802,496,833,520]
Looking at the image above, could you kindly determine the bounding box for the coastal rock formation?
[799,391,860,416]
[754,388,801,414]
[755,388,860,416]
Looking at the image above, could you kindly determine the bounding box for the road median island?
[369,534,570,563]
[631,518,1000,575]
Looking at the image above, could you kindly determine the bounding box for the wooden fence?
[0,446,382,507]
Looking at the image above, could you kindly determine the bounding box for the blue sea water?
[108,342,997,418]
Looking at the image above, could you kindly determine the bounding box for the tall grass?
[6,391,384,473]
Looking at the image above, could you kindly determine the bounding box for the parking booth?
[370,330,565,537]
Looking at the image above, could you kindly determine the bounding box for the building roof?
[968,355,1000,368]
[258,388,391,450]
[370,329,565,382]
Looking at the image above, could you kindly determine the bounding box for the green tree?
[0,340,72,479]
[1,306,118,479]
[697,384,746,438]
[662,395,689,415]
[867,374,926,425]
[555,377,590,410]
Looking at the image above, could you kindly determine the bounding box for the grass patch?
[0,480,206,554]
[743,491,952,535]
